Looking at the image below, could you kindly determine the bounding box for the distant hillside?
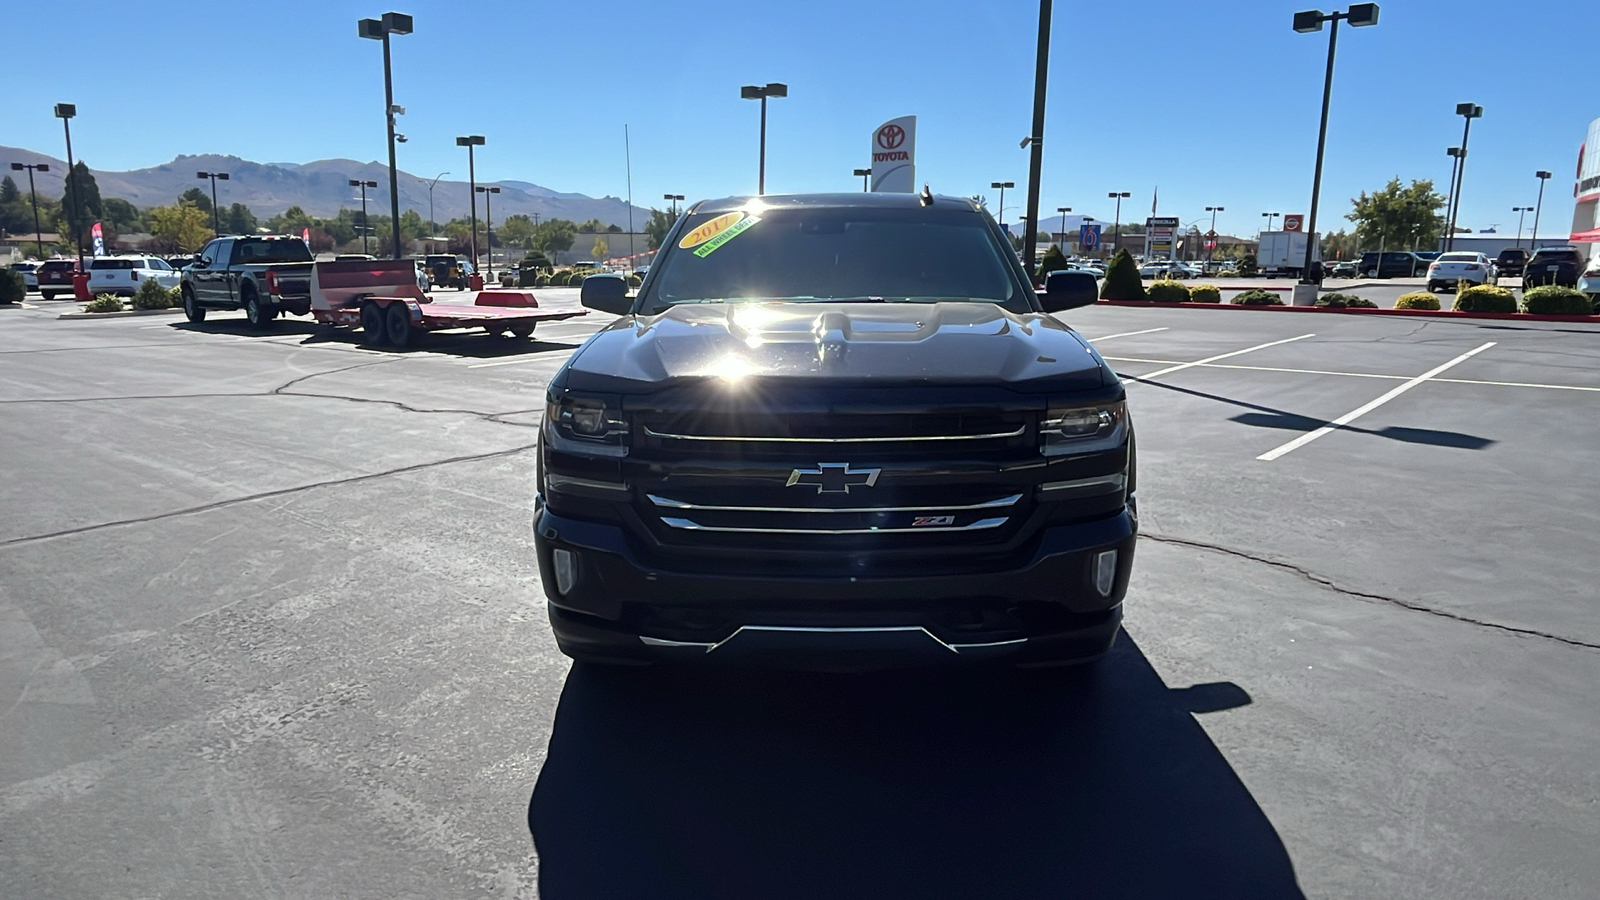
[0,146,645,229]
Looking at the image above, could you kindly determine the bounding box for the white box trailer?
[1258,231,1321,278]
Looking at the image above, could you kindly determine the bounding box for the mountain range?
[0,146,646,230]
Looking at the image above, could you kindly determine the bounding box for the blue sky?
[1,0,1589,240]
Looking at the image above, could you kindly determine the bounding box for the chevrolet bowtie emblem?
[785,463,881,494]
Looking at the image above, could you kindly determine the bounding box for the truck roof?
[690,192,984,216]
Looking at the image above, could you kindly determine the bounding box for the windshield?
[642,205,1025,313]
[235,240,313,264]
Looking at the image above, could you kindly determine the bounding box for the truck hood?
[563,301,1109,393]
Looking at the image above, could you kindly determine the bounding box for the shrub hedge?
[1100,249,1145,300]
[1394,291,1441,310]
[1187,284,1222,303]
[1314,292,1377,308]
[84,294,125,313]
[1146,279,1190,302]
[1447,284,1516,313]
[0,269,24,305]
[130,279,176,310]
[1521,285,1595,316]
[1233,289,1284,306]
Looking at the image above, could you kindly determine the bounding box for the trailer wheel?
[360,301,387,346]
[483,324,507,338]
[385,302,417,349]
[510,324,534,339]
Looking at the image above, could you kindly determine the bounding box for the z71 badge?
[911,516,956,527]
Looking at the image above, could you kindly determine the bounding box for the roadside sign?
[870,115,917,193]
[1283,214,1305,232]
[1080,224,1102,249]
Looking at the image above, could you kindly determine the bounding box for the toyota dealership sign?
[870,116,917,193]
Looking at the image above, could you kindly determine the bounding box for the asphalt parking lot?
[3,293,1598,898]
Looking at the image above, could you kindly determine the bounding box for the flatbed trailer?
[309,258,586,349]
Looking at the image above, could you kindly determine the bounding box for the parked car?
[1522,246,1587,289]
[1358,251,1428,279]
[423,254,474,289]
[1138,260,1198,279]
[1578,256,1600,303]
[180,235,316,327]
[1330,261,1358,278]
[35,259,79,300]
[9,262,39,291]
[86,256,182,296]
[1426,252,1497,292]
[1493,248,1530,278]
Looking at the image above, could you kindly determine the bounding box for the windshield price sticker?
[679,212,747,250]
[693,216,760,257]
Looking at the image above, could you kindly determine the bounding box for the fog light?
[553,549,577,595]
[1093,550,1118,597]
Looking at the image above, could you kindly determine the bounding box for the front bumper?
[534,504,1136,669]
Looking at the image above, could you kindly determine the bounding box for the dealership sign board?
[1145,216,1178,259]
[870,116,917,193]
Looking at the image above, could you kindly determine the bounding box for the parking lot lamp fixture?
[1056,207,1071,246]
[426,171,448,240]
[456,135,486,271]
[739,83,787,195]
[1445,103,1483,251]
[852,169,870,192]
[196,171,229,235]
[1442,147,1463,251]
[991,182,1015,227]
[1262,211,1280,234]
[1292,4,1379,285]
[664,193,685,215]
[1531,170,1552,248]
[1206,205,1224,261]
[349,179,379,254]
[54,103,84,270]
[1512,207,1534,248]
[475,185,500,276]
[1109,192,1130,253]
[10,161,49,258]
[359,12,412,260]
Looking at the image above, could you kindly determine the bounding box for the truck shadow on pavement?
[528,634,1305,900]
[165,320,582,359]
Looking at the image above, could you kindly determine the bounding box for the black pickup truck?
[180,235,315,328]
[534,193,1137,671]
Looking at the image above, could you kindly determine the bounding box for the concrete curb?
[1097,299,1600,324]
[58,307,185,321]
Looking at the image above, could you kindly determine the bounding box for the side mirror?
[195,257,210,269]
[1039,270,1099,313]
[580,273,632,315]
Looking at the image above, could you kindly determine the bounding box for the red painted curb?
[1096,299,1600,324]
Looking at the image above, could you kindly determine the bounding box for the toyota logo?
[876,124,906,150]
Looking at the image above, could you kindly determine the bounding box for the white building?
[1571,116,1600,247]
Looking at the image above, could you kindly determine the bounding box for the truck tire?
[510,324,535,339]
[181,285,206,323]
[243,285,270,330]
[360,301,387,346]
[385,301,417,349]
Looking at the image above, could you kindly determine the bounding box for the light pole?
[358,12,413,260]
[663,193,684,215]
[476,185,500,276]
[456,135,485,272]
[853,169,871,192]
[1442,147,1463,251]
[54,103,84,271]
[1512,206,1534,248]
[1444,102,1483,251]
[349,179,378,254]
[1531,170,1552,249]
[1109,191,1130,253]
[1056,207,1071,248]
[9,162,49,259]
[1262,211,1280,234]
[1292,4,1380,290]
[1020,0,1053,274]
[739,83,787,195]
[992,182,1015,227]
[426,171,448,245]
[1206,205,1225,262]
[196,171,229,235]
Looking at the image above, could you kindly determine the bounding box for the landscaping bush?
[1235,253,1259,277]
[1099,249,1146,300]
[547,271,569,286]
[0,269,24,305]
[1452,284,1516,313]
[1146,279,1190,302]
[84,294,125,313]
[130,278,175,310]
[519,251,552,270]
[1314,292,1377,309]
[1232,289,1284,306]
[1520,285,1595,316]
[1036,245,1070,281]
[1394,291,1441,311]
[1187,284,1222,303]
[534,273,551,288]
[627,274,643,288]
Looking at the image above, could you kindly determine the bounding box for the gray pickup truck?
[180,235,315,328]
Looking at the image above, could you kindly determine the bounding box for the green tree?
[399,209,428,239]
[496,213,538,249]
[267,205,313,233]
[0,176,19,204]
[179,186,213,214]
[577,218,608,234]
[1100,249,1146,300]
[591,236,609,260]
[643,208,680,251]
[1348,178,1444,250]
[226,202,258,235]
[101,197,141,234]
[148,203,214,253]
[61,161,103,250]
[1036,245,1070,279]
[536,219,576,256]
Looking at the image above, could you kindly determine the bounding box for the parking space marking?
[1103,356,1600,394]
[1256,342,1496,462]
[467,353,574,369]
[1130,334,1315,382]
[1433,377,1600,393]
[1084,327,1170,343]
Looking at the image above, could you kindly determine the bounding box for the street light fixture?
[1262,211,1281,234]
[1445,102,1483,251]
[852,169,871,192]
[456,135,486,273]
[1441,146,1464,251]
[475,185,500,277]
[425,171,449,243]
[1056,207,1071,247]
[739,83,787,195]
[9,162,49,259]
[1531,170,1552,248]
[1205,205,1225,262]
[1109,191,1131,253]
[991,182,1015,227]
[54,103,84,271]
[1512,206,1534,249]
[359,12,413,260]
[663,193,685,215]
[196,171,230,236]
[349,180,379,254]
[1292,4,1379,292]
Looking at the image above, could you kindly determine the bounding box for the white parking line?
[467,353,574,369]
[1257,342,1496,462]
[1085,327,1170,343]
[1130,334,1315,382]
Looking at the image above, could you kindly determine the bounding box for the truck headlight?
[545,394,630,457]
[1041,401,1126,456]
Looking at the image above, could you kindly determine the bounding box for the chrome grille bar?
[643,424,1026,444]
[647,493,1023,514]
[658,516,1009,535]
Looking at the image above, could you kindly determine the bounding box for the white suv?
[1426,252,1497,292]
[86,256,183,296]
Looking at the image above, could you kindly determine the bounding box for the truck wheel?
[243,286,270,330]
[484,324,507,338]
[385,302,417,349]
[510,324,534,339]
[181,285,205,323]
[360,301,387,346]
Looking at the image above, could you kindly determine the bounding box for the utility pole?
[1020,0,1052,275]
